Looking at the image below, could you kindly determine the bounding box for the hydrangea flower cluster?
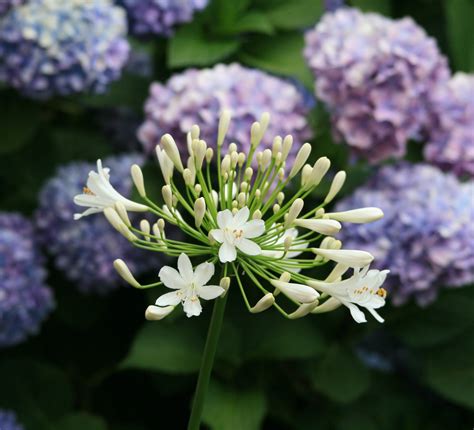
[74,111,389,323]
[0,0,24,16]
[118,0,208,36]
[335,163,474,306]
[304,8,449,163]
[324,0,345,11]
[0,213,54,348]
[0,0,129,99]
[36,154,156,294]
[0,410,24,430]
[424,73,474,177]
[138,63,314,166]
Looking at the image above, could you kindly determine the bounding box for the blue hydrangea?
[35,154,158,294]
[0,410,24,430]
[0,0,25,16]
[0,213,54,348]
[118,0,208,36]
[0,0,129,99]
[138,63,314,166]
[335,164,474,306]
[324,0,345,11]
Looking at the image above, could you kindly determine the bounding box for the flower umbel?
[74,111,388,323]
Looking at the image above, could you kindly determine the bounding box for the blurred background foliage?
[0,0,473,429]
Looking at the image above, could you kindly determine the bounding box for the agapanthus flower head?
[138,63,314,168]
[336,163,474,306]
[0,0,129,99]
[304,8,449,163]
[118,0,208,36]
[0,0,25,16]
[424,72,474,177]
[74,111,389,323]
[0,213,54,348]
[36,154,156,294]
[0,410,24,430]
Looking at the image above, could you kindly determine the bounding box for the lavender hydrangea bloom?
[335,163,474,306]
[324,0,345,12]
[119,0,208,36]
[0,0,25,16]
[0,0,129,99]
[0,213,54,348]
[424,73,474,177]
[304,8,449,163]
[0,410,24,430]
[138,63,314,162]
[35,154,156,294]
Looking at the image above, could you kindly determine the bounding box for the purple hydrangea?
[0,213,54,348]
[0,0,25,16]
[304,8,449,163]
[324,0,345,12]
[0,410,24,430]
[424,73,474,178]
[118,0,208,36]
[335,163,474,306]
[35,154,157,294]
[0,0,129,99]
[138,63,314,162]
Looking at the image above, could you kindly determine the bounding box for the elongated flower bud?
[183,168,195,186]
[161,134,184,172]
[253,210,262,220]
[162,185,173,208]
[289,143,312,178]
[250,122,261,148]
[270,279,319,303]
[325,171,346,203]
[194,197,206,228]
[104,207,137,241]
[281,135,293,161]
[311,248,374,268]
[289,301,320,319]
[114,259,141,288]
[272,136,282,157]
[285,198,304,227]
[326,207,384,223]
[194,140,207,169]
[261,149,272,170]
[250,293,275,313]
[217,110,231,147]
[131,164,146,197]
[259,112,270,138]
[294,218,341,235]
[325,263,349,282]
[206,147,214,163]
[311,297,342,314]
[306,157,331,188]
[140,219,151,241]
[301,164,312,186]
[155,145,174,184]
[115,201,131,227]
[220,277,231,296]
[145,305,174,321]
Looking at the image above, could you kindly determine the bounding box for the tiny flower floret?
[157,254,224,317]
[210,207,265,263]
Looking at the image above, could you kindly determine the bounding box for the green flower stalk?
[73,110,389,428]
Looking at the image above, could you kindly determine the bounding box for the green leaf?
[230,11,274,35]
[389,287,474,348]
[239,32,314,88]
[352,0,392,15]
[444,0,474,71]
[168,21,240,68]
[261,0,324,30]
[0,359,73,430]
[310,345,371,403]
[121,319,205,374]
[202,381,267,430]
[54,413,107,430]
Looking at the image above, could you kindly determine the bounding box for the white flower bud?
[272,136,282,157]
[130,164,146,197]
[316,208,325,217]
[250,122,261,148]
[259,112,270,137]
[161,134,184,172]
[244,167,253,181]
[281,135,293,161]
[255,189,261,199]
[114,259,141,288]
[326,207,384,223]
[250,293,275,313]
[193,140,207,169]
[114,201,131,227]
[194,197,206,228]
[237,192,246,207]
[205,147,214,163]
[194,184,202,195]
[217,110,231,147]
[220,276,231,295]
[186,132,193,156]
[277,192,284,205]
[240,181,248,192]
[162,185,173,208]
[325,263,349,282]
[172,195,178,207]
[273,204,280,214]
[325,171,346,203]
[294,219,341,235]
[280,272,291,283]
[155,145,174,184]
[288,301,320,319]
[289,143,311,178]
[278,168,285,180]
[270,279,319,303]
[104,207,137,241]
[191,124,200,140]
[311,248,374,268]
[311,298,342,314]
[221,155,231,174]
[284,235,293,253]
[320,236,336,249]
[252,209,262,219]
[230,151,238,168]
[301,164,312,186]
[152,222,160,239]
[145,305,174,321]
[157,218,165,232]
[183,168,195,186]
[237,152,246,167]
[285,198,304,227]
[228,143,238,154]
[261,149,272,170]
[140,218,150,234]
[306,157,331,188]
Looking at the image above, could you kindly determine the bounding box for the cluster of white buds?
[73,111,388,322]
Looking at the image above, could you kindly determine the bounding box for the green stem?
[187,291,228,430]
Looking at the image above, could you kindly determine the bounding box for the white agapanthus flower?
[74,111,389,323]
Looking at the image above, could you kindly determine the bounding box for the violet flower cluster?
[118,0,208,36]
[35,154,157,294]
[138,63,314,165]
[304,8,449,163]
[0,213,54,348]
[336,163,474,306]
[0,410,24,430]
[0,0,24,16]
[424,73,474,178]
[0,0,129,99]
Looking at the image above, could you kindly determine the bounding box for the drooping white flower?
[307,266,389,323]
[210,207,265,263]
[74,160,148,219]
[156,253,224,317]
[270,278,320,303]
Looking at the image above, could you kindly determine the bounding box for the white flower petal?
[196,285,225,300]
[345,301,367,323]
[194,262,215,287]
[158,266,187,290]
[155,291,182,306]
[233,206,250,227]
[236,238,261,256]
[241,219,265,238]
[178,253,194,282]
[217,209,233,229]
[219,241,237,262]
[210,229,225,243]
[183,296,202,317]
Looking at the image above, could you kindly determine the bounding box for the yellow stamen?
[83,187,95,195]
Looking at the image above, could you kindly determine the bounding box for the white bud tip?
[250,293,275,313]
[145,305,174,321]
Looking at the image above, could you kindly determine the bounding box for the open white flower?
[210,207,265,263]
[308,266,389,323]
[157,253,224,317]
[74,160,148,219]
